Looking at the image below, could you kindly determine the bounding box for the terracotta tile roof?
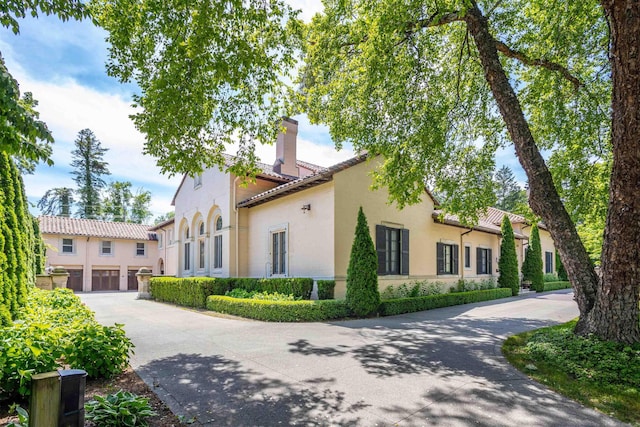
[432,210,527,239]
[238,154,369,208]
[39,216,157,241]
[482,207,527,225]
[295,159,324,173]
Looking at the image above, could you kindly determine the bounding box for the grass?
[502,319,640,425]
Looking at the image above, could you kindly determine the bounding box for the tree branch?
[495,41,583,90]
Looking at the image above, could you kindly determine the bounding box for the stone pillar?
[50,266,69,289]
[35,274,53,291]
[136,267,153,299]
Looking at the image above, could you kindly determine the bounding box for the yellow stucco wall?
[244,181,336,279]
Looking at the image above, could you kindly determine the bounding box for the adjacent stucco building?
[39,216,158,292]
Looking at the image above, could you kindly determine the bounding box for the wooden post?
[29,371,60,427]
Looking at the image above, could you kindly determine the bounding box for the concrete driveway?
[80,290,626,426]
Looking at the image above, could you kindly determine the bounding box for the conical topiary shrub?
[522,224,544,292]
[346,207,380,316]
[498,215,519,296]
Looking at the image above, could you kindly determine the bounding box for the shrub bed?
[150,277,314,307]
[206,296,350,322]
[542,281,572,292]
[317,280,336,300]
[149,277,229,308]
[0,288,132,399]
[379,288,513,316]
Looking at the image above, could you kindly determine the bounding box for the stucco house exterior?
[39,216,158,292]
[156,118,556,298]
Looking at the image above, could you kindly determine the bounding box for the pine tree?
[522,224,544,292]
[346,207,380,316]
[498,215,519,296]
[70,128,110,219]
[37,187,75,217]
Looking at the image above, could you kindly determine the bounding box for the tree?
[95,1,640,343]
[498,215,519,296]
[37,187,75,217]
[522,225,543,292]
[1,1,89,162]
[493,166,527,212]
[154,211,175,225]
[70,129,110,219]
[102,181,153,224]
[556,251,568,282]
[346,207,380,317]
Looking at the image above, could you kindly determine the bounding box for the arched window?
[213,216,222,269]
[198,221,206,270]
[183,227,191,272]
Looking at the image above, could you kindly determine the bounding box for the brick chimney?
[273,117,299,177]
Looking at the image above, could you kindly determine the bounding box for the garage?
[67,269,84,292]
[91,269,120,291]
[127,270,139,291]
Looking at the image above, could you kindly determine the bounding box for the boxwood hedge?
[542,281,572,292]
[206,296,350,322]
[379,288,513,316]
[317,280,336,300]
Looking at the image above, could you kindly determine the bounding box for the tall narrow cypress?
[346,207,380,316]
[498,215,519,296]
[0,152,18,316]
[522,224,544,292]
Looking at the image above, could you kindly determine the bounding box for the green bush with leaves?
[379,288,512,316]
[448,278,497,293]
[381,280,444,300]
[522,224,544,292]
[0,288,133,399]
[207,296,350,322]
[149,277,229,308]
[317,280,335,300]
[542,281,572,292]
[345,207,380,316]
[498,215,520,296]
[86,390,157,427]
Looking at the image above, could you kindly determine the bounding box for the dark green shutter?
[436,242,444,274]
[376,225,386,275]
[476,247,482,274]
[401,229,409,275]
[488,249,493,274]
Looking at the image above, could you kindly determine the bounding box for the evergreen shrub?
[498,215,519,296]
[542,281,572,292]
[206,296,350,321]
[379,288,512,316]
[345,207,380,316]
[522,224,544,292]
[317,280,336,300]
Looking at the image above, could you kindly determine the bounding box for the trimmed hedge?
[206,296,350,322]
[542,281,572,292]
[150,277,315,308]
[149,277,229,308]
[317,280,336,300]
[379,288,513,316]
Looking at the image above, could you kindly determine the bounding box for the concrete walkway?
[80,291,626,426]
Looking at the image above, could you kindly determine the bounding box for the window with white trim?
[197,222,206,270]
[476,247,492,275]
[136,242,146,256]
[271,229,287,276]
[464,245,471,269]
[62,238,74,254]
[213,216,222,269]
[436,242,458,275]
[101,241,113,256]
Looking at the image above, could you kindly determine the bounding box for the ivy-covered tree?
[522,225,544,292]
[37,187,75,217]
[70,129,110,219]
[498,215,519,296]
[346,207,380,317]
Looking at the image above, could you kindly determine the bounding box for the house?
[39,216,158,292]
[156,118,556,298]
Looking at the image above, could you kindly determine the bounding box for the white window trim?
[136,242,147,257]
[61,238,75,255]
[464,244,472,270]
[268,223,288,277]
[100,240,114,256]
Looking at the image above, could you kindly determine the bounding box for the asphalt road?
[80,290,627,426]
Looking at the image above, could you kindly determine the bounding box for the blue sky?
[1,2,525,221]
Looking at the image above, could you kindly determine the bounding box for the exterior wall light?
[301,204,311,213]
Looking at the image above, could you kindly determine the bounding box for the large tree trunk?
[587,0,640,343]
[463,4,605,335]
